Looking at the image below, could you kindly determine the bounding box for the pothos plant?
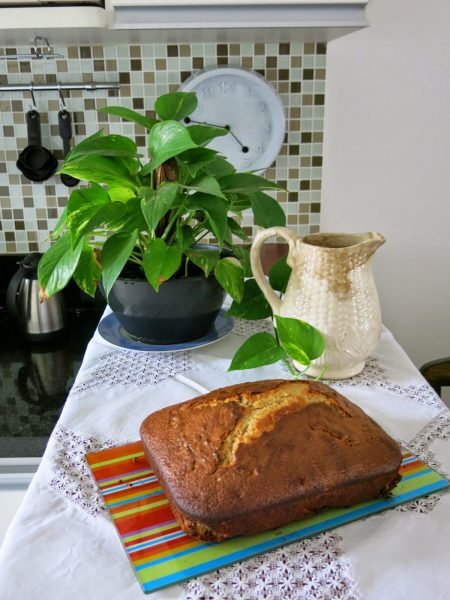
[37,90,324,375]
[227,256,326,378]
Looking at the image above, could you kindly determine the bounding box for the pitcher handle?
[250,226,298,316]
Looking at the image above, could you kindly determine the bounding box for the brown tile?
[93,46,104,59]
[133,98,144,109]
[312,132,323,143]
[27,231,37,240]
[217,44,228,56]
[5,232,15,242]
[14,220,25,230]
[3,209,12,218]
[131,59,142,71]
[311,202,320,212]
[143,72,155,84]
[266,68,276,80]
[289,169,299,179]
[312,156,322,167]
[67,47,78,59]
[311,181,321,191]
[287,215,297,225]
[241,57,252,69]
[180,71,191,82]
[11,100,22,111]
[58,197,68,207]
[303,69,314,80]
[56,60,68,72]
[288,192,298,202]
[266,56,277,68]
[155,59,166,70]
[80,47,91,59]
[23,197,34,208]
[193,57,204,69]
[135,135,146,147]
[180,45,191,57]
[47,208,58,218]
[8,62,19,74]
[217,57,228,66]
[290,107,301,119]
[316,43,327,55]
[230,44,240,56]
[75,124,86,136]
[0,186,9,196]
[254,43,265,55]
[84,98,95,111]
[288,145,299,155]
[299,203,309,213]
[300,181,310,190]
[106,59,117,71]
[279,43,290,55]
[119,72,130,84]
[310,225,320,233]
[3,126,14,137]
[302,95,313,106]
[94,60,105,72]
[19,61,31,73]
[167,45,178,57]
[45,74,57,84]
[290,81,301,93]
[316,68,326,80]
[301,132,312,143]
[304,43,315,54]
[130,46,141,58]
[314,94,325,105]
[29,242,39,251]
[279,82,289,93]
[291,56,302,68]
[299,214,309,224]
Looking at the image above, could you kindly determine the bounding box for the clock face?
[180,67,286,172]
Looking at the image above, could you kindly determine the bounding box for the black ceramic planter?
[106,270,226,345]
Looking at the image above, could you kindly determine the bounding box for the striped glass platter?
[86,442,449,594]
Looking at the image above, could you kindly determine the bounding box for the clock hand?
[184,117,249,153]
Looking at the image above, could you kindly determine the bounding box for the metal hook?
[29,84,37,112]
[58,84,67,112]
[32,36,51,60]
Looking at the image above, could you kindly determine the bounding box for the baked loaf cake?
[140,379,402,541]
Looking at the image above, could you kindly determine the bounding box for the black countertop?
[0,254,105,458]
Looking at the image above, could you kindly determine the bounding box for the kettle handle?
[250,226,299,315]
[6,262,26,321]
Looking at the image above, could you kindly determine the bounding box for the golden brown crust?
[140,379,402,541]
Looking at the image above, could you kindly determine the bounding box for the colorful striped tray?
[86,442,449,594]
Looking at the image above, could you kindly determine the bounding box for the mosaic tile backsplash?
[0,42,326,253]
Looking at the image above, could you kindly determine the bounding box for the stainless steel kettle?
[6,253,66,340]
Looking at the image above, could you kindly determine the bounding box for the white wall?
[321,0,450,368]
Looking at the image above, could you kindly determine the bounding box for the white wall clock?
[180,67,286,173]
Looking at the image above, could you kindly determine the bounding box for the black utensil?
[58,109,78,187]
[16,109,58,182]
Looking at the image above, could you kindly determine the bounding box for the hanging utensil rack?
[0,37,64,61]
[0,82,120,93]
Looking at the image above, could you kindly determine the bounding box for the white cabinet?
[0,0,368,44]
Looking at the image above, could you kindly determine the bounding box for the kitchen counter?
[0,309,449,599]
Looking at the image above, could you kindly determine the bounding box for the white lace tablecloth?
[0,315,449,600]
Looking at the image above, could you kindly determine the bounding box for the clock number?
[219,80,235,94]
[256,143,266,154]
[202,86,215,99]
[245,86,255,98]
[258,102,267,112]
[263,122,272,134]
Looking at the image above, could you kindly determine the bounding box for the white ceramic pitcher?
[250,228,385,379]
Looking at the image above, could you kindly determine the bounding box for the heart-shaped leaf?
[155,92,198,121]
[38,232,83,300]
[67,184,110,247]
[250,191,286,228]
[98,106,158,130]
[185,193,228,245]
[101,229,138,298]
[205,157,236,178]
[227,278,272,320]
[186,124,228,146]
[65,134,139,163]
[185,248,220,277]
[73,246,102,298]
[184,175,227,199]
[228,332,284,371]
[269,256,292,293]
[275,315,325,365]
[60,155,138,188]
[143,120,198,173]
[142,239,182,292]
[141,182,180,235]
[219,173,284,193]
[214,257,244,302]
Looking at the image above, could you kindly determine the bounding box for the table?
[0,313,449,600]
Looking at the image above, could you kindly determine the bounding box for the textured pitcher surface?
[251,229,385,379]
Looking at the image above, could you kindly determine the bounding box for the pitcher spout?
[360,232,385,258]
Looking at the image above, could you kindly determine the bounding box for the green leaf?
[275,315,325,366]
[65,134,140,162]
[177,147,219,182]
[107,197,147,233]
[269,256,292,293]
[205,157,235,178]
[73,246,102,298]
[142,239,182,292]
[154,92,198,121]
[59,155,138,188]
[101,229,138,299]
[228,332,284,372]
[98,106,158,130]
[38,232,83,299]
[143,120,198,173]
[67,184,111,247]
[250,191,286,228]
[175,223,194,253]
[141,182,179,235]
[229,193,252,212]
[214,257,244,302]
[186,124,228,146]
[49,206,68,240]
[184,175,227,199]
[107,186,136,203]
[231,245,252,277]
[185,248,220,277]
[185,193,228,245]
[227,278,272,320]
[219,173,283,194]
[227,217,249,241]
